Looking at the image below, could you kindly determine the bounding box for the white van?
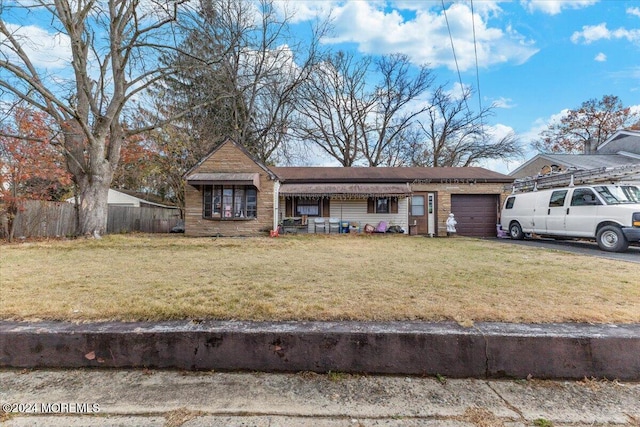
[500,184,640,252]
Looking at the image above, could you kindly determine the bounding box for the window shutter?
[322,198,330,217]
[367,198,375,213]
[285,198,293,217]
[391,197,398,214]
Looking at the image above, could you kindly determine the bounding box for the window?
[367,197,398,214]
[505,196,515,209]
[571,188,600,206]
[595,185,638,205]
[411,196,425,216]
[203,185,257,219]
[295,198,321,216]
[622,185,640,203]
[549,190,568,207]
[376,198,389,213]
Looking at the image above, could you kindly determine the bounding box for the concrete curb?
[1,321,638,380]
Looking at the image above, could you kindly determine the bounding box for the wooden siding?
[185,142,276,237]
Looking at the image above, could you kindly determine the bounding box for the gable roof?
[183,138,278,180]
[596,129,640,154]
[270,166,513,183]
[509,153,639,177]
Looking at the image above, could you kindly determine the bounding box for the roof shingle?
[270,166,513,183]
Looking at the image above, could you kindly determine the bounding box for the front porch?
[277,183,411,235]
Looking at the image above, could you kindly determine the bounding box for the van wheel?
[596,226,629,252]
[509,222,524,240]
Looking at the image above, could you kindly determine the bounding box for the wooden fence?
[107,205,181,234]
[1,200,181,239]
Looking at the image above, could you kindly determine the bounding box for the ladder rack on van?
[510,164,640,193]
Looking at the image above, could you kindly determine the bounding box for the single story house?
[184,139,514,238]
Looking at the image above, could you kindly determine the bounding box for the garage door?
[450,194,499,237]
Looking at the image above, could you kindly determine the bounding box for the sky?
[281,0,640,172]
[2,0,640,174]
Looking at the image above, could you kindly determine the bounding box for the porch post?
[273,181,280,232]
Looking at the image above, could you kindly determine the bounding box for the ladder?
[510,163,640,193]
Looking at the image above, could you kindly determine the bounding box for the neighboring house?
[184,138,514,238]
[597,129,640,155]
[511,129,640,184]
[67,189,179,209]
[106,189,179,209]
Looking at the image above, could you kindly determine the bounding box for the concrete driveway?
[489,237,640,263]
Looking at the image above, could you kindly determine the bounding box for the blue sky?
[3,0,639,173]
[283,0,640,171]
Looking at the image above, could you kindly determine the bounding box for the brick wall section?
[411,182,511,237]
[185,143,276,237]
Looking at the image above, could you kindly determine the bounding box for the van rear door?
[544,189,569,235]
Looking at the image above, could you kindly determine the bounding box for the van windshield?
[594,185,640,205]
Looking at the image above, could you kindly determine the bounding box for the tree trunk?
[75,176,111,238]
[63,119,114,238]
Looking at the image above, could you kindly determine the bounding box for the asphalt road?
[489,237,640,263]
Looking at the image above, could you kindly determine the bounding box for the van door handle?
[566,208,570,215]
[548,208,550,215]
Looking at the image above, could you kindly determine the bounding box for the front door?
[410,192,435,235]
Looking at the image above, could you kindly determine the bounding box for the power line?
[470,0,482,115]
[470,0,485,137]
[441,0,471,115]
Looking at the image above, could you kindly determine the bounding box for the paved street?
[1,369,639,426]
[488,237,640,263]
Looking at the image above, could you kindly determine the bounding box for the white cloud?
[521,0,598,16]
[0,23,71,69]
[515,110,568,150]
[571,23,640,44]
[273,0,342,24]
[594,52,607,62]
[628,7,640,18]
[492,97,516,109]
[319,1,538,72]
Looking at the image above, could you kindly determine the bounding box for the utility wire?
[470,0,482,114]
[441,0,471,115]
[470,0,485,135]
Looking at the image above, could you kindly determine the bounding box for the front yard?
[1,234,638,324]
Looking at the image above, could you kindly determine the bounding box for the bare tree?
[294,51,375,166]
[410,86,522,167]
[294,51,433,167]
[359,54,433,166]
[533,95,639,154]
[0,0,184,237]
